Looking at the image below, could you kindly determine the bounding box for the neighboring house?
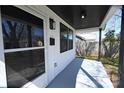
[76,32,97,42]
[0,5,121,88]
[76,33,104,56]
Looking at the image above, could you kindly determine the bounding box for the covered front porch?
[47,58,113,88]
[46,5,118,88]
[0,5,123,88]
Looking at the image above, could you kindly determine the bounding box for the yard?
[77,55,119,87]
[100,57,119,87]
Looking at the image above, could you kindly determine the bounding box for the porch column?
[98,28,102,61]
[0,7,7,87]
[118,5,124,88]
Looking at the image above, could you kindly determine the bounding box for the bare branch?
[2,23,10,39]
[18,24,24,40]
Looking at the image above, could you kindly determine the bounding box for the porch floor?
[47,58,113,88]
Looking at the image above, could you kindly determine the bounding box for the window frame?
[2,12,45,52]
[0,6,46,88]
[60,22,73,53]
[60,23,68,53]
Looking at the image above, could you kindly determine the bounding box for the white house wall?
[0,5,76,88]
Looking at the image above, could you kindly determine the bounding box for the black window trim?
[60,22,73,53]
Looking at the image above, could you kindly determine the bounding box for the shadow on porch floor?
[47,58,113,88]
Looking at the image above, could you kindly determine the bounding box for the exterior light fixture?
[49,18,56,30]
[81,10,86,19]
[81,14,85,19]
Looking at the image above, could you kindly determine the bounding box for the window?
[60,23,73,53]
[32,27,44,47]
[5,49,45,88]
[60,23,68,53]
[2,15,44,49]
[68,29,73,50]
[1,6,45,88]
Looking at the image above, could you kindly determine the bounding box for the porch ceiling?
[47,5,110,30]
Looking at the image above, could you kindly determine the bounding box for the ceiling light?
[81,10,86,19]
[81,15,85,19]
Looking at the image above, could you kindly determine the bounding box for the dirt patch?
[104,64,119,87]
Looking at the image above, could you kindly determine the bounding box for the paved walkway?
[47,58,113,88]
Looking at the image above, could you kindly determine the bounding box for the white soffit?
[76,32,97,41]
[76,27,99,34]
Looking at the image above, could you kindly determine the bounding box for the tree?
[85,41,97,56]
[103,30,120,58]
[2,20,24,48]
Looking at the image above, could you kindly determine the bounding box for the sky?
[95,8,122,41]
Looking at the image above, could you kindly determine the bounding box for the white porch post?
[0,7,7,88]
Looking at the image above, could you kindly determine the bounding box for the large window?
[60,23,73,53]
[1,6,45,88]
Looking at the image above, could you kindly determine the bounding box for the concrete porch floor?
[47,58,113,88]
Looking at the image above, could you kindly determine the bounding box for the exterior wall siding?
[0,5,76,88]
